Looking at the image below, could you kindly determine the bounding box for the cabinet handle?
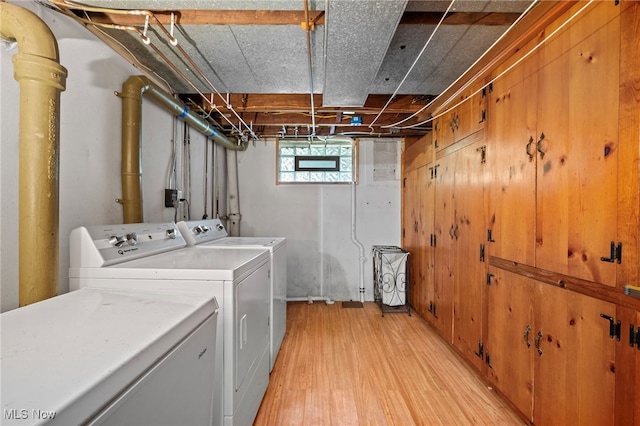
[526,136,535,161]
[449,225,455,239]
[534,330,543,356]
[453,224,459,240]
[523,325,532,348]
[536,133,546,159]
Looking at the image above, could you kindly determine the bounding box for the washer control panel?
[176,219,228,246]
[70,222,186,267]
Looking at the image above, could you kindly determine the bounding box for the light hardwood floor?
[254,302,525,426]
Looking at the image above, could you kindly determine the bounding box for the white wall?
[236,139,401,302]
[0,1,215,312]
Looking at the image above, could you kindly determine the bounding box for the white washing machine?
[1,287,218,426]
[177,219,287,372]
[68,222,271,426]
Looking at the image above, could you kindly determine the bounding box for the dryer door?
[235,263,269,392]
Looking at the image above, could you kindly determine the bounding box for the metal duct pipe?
[1,1,68,306]
[116,75,245,223]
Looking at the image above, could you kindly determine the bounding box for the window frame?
[276,138,359,185]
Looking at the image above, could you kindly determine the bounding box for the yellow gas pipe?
[0,1,68,306]
[116,75,245,224]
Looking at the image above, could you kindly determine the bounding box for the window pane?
[325,172,339,182]
[280,157,295,172]
[310,146,325,156]
[280,147,295,155]
[340,157,352,172]
[341,146,352,156]
[280,172,294,182]
[295,146,310,155]
[339,172,352,182]
[326,146,340,155]
[295,171,310,181]
[310,172,325,181]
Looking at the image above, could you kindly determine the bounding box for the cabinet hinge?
[600,314,621,341]
[485,352,492,369]
[488,82,493,93]
[476,145,487,163]
[600,241,622,264]
[479,109,487,124]
[487,229,495,243]
[474,341,484,359]
[429,301,438,318]
[629,325,640,349]
[486,273,495,285]
[480,244,485,262]
[482,87,486,98]
[430,234,437,247]
[403,177,406,188]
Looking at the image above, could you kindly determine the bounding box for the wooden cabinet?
[433,82,486,152]
[451,139,488,370]
[534,2,621,288]
[486,268,616,424]
[402,136,434,320]
[401,2,640,423]
[488,1,623,288]
[433,154,455,341]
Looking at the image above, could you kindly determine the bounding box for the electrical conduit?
[1,1,68,306]
[116,75,246,223]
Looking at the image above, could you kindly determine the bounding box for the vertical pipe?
[226,149,241,236]
[1,1,68,306]
[118,77,145,223]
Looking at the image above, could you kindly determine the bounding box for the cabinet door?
[453,140,487,371]
[455,82,486,143]
[487,49,538,265]
[421,164,436,322]
[533,284,616,426]
[433,112,455,152]
[535,1,620,287]
[404,167,420,311]
[433,154,455,342]
[485,269,535,422]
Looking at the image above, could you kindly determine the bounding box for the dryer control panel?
[177,219,228,246]
[70,222,186,267]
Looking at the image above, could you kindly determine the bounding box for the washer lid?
[201,236,286,250]
[1,288,217,426]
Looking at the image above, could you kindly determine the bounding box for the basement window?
[277,138,357,184]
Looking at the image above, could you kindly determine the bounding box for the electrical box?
[164,189,178,208]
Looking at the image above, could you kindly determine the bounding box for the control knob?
[166,228,176,239]
[126,232,138,245]
[109,235,126,248]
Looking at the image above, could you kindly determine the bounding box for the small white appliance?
[1,287,218,426]
[68,222,271,426]
[177,218,287,371]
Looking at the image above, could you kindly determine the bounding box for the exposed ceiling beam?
[78,10,520,27]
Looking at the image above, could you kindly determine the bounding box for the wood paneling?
[255,302,526,426]
[402,1,639,424]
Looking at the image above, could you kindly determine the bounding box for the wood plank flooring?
[254,302,525,426]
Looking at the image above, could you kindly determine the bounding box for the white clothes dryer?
[68,222,270,426]
[1,287,218,426]
[177,219,287,372]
